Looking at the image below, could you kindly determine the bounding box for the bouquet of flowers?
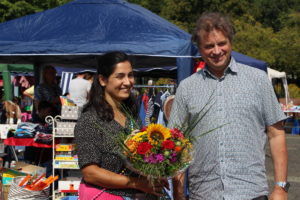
[117,93,220,179]
[122,123,193,178]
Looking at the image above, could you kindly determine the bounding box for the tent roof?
[0,0,192,68]
[232,51,267,72]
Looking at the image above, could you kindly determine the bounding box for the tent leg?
[1,64,12,100]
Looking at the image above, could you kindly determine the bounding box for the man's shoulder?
[235,61,266,77]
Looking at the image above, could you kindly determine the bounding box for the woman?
[34,65,61,121]
[74,51,168,200]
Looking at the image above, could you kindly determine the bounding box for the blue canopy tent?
[232,51,267,72]
[0,0,266,98]
[0,0,195,84]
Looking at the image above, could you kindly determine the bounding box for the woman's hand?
[128,177,169,197]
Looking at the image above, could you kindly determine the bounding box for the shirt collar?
[202,56,238,79]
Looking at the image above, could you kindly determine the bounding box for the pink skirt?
[78,182,123,200]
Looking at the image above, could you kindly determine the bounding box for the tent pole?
[1,64,12,100]
[34,63,42,84]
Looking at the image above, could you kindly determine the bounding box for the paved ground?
[266,134,300,199]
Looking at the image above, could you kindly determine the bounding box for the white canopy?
[267,68,290,105]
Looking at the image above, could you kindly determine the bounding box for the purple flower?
[155,154,165,163]
[144,154,165,164]
[169,151,177,163]
[171,152,177,157]
[144,154,157,164]
[169,156,177,163]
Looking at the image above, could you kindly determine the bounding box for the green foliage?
[128,0,163,14]
[0,0,71,23]
[288,84,300,98]
[271,11,300,77]
[233,17,277,65]
[160,0,198,32]
[155,78,174,85]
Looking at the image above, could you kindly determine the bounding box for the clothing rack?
[134,84,176,88]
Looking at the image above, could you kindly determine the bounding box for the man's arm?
[267,121,288,200]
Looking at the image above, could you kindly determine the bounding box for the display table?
[283,110,300,135]
[4,138,52,148]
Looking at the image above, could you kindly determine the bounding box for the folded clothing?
[13,123,52,138]
[34,132,53,144]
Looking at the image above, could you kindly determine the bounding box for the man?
[68,71,92,107]
[169,12,288,200]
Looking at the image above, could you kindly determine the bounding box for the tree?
[251,0,300,31]
[128,0,163,14]
[233,15,277,65]
[274,20,300,78]
[0,0,71,23]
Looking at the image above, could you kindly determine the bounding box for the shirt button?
[220,142,223,146]
[220,159,224,162]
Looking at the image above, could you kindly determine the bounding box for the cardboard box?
[55,122,76,137]
[12,161,46,176]
[54,160,79,169]
[2,169,26,185]
[58,177,81,192]
[61,106,82,120]
[56,144,76,151]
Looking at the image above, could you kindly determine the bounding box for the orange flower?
[174,146,181,152]
[125,139,139,153]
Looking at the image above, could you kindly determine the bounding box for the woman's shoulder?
[77,109,99,124]
[75,109,102,136]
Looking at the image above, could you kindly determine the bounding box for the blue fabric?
[138,101,146,127]
[0,0,193,73]
[232,51,267,73]
[60,72,74,95]
[292,118,300,135]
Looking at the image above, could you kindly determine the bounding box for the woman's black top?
[74,108,153,198]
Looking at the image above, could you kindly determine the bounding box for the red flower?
[140,126,148,132]
[137,142,153,155]
[162,140,175,150]
[171,128,184,139]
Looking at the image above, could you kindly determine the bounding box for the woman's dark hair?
[42,65,56,84]
[83,51,138,121]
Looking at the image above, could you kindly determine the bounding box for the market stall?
[0,0,270,199]
[267,67,290,105]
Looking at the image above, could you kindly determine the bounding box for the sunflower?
[146,124,171,145]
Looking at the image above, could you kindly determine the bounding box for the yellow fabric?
[24,86,34,96]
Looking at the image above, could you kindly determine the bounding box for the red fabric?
[4,137,52,148]
[193,61,206,73]
[142,93,149,111]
